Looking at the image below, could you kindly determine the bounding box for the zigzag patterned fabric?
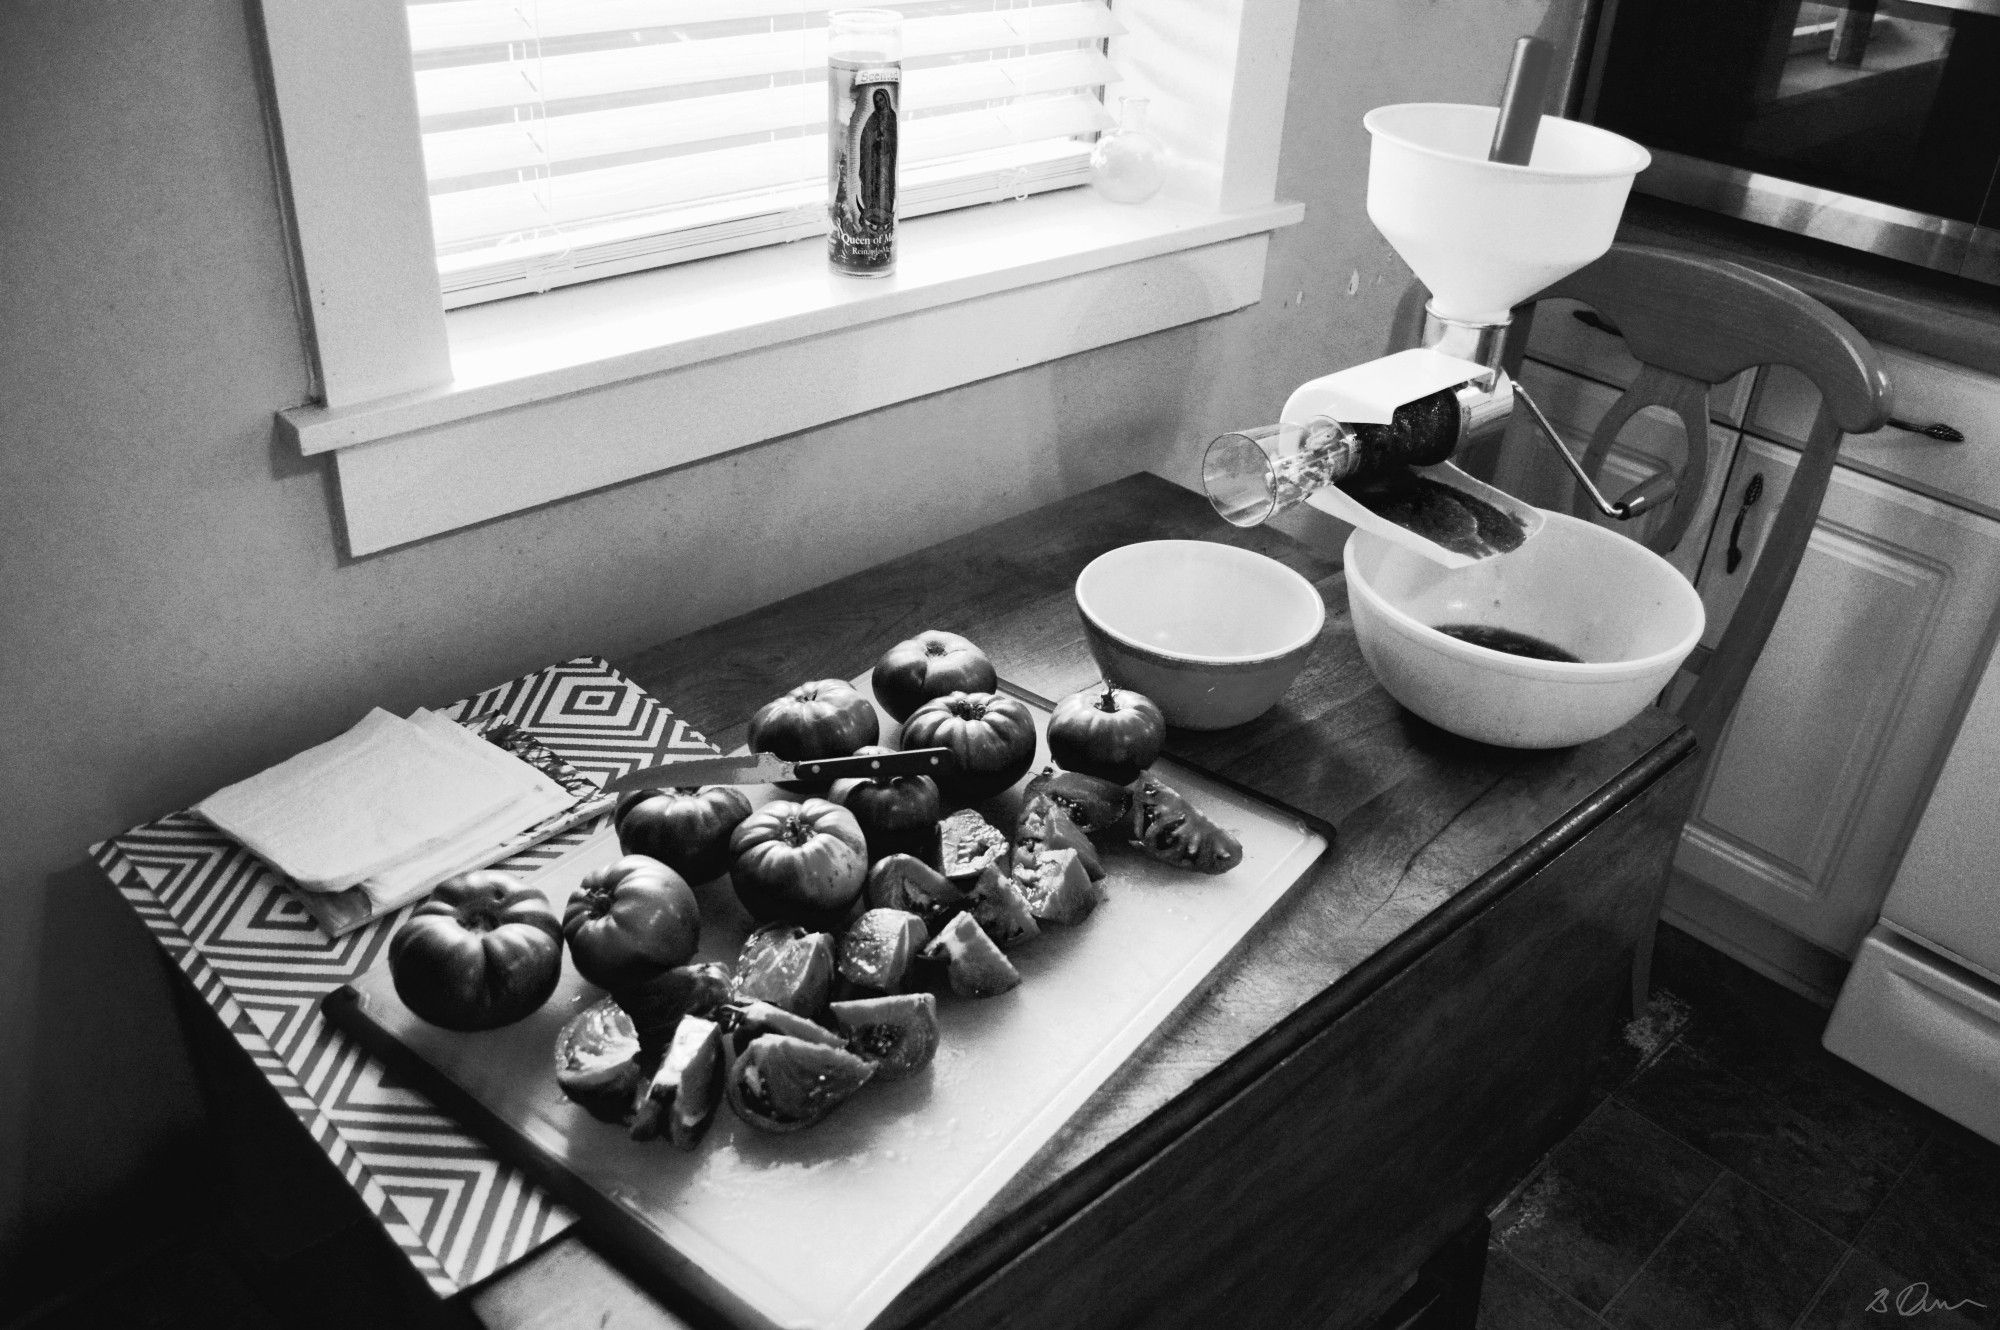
[91,656,722,1296]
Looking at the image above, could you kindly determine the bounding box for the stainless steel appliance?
[1579,0,2000,285]
[1825,647,2000,1146]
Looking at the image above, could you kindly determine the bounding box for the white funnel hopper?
[1364,104,1650,326]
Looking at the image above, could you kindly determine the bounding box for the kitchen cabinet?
[1492,330,2000,991]
[1749,345,2000,523]
[1679,436,2000,958]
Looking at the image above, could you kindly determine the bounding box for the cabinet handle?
[1725,473,1765,575]
[1887,417,1965,442]
[1571,309,1623,338]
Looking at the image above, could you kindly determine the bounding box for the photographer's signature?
[1866,1282,1987,1317]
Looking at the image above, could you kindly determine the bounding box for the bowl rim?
[1342,512,1705,679]
[1075,539,1327,666]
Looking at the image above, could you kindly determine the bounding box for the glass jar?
[1090,97,1166,205]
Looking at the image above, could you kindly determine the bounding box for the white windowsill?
[280,191,1302,455]
[293,189,1302,555]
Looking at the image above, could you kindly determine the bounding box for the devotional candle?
[827,9,902,277]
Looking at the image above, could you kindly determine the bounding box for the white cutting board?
[329,685,1327,1330]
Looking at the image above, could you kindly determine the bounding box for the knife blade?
[601,746,957,795]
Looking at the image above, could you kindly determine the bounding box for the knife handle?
[794,747,957,781]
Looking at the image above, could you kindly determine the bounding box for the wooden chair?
[1516,243,1893,1011]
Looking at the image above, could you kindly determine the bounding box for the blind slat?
[430,94,1112,247]
[423,48,1116,181]
[414,3,1122,117]
[410,0,975,52]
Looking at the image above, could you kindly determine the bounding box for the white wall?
[0,0,1581,1297]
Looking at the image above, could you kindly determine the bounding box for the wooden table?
[467,473,1698,1330]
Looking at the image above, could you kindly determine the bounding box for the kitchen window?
[418,0,1124,307]
[259,0,1304,555]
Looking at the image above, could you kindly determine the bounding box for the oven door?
[1583,0,2000,280]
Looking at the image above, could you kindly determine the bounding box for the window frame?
[258,0,1305,554]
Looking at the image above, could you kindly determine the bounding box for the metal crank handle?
[1513,381,1675,522]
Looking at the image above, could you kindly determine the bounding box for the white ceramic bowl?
[1074,540,1325,730]
[1343,511,1705,748]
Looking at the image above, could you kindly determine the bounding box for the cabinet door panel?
[1678,436,2000,954]
[1492,360,1739,585]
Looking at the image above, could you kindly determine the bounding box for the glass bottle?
[1204,419,1356,527]
[1203,391,1465,526]
[828,10,902,276]
[1090,97,1166,205]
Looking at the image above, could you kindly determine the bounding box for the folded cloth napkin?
[354,711,575,910]
[194,707,570,895]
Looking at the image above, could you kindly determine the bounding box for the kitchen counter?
[1620,195,2000,377]
[462,473,1699,1330]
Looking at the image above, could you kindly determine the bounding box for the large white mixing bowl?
[1344,512,1704,748]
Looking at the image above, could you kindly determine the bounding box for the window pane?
[408,0,1118,304]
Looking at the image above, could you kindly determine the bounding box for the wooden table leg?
[1415,1214,1491,1329]
[1631,854,1681,1018]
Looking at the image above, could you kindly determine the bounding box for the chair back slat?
[1677,407,1848,760]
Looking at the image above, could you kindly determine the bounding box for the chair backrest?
[1529,244,1892,758]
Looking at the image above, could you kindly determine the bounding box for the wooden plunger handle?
[1488,36,1553,166]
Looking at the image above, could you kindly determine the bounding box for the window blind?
[407,0,1121,305]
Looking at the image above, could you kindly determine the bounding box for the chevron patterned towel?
[91,656,721,1297]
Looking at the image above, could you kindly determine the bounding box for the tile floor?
[1481,926,2000,1330]
[11,926,1998,1330]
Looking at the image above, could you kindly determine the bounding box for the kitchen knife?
[601,746,957,795]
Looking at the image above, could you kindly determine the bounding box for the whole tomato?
[830,745,942,863]
[1045,684,1167,784]
[729,799,870,928]
[389,871,565,1031]
[615,785,753,883]
[746,680,879,768]
[871,631,998,721]
[900,691,1039,803]
[562,854,702,991]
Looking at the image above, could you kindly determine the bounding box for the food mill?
[1202,41,1657,568]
